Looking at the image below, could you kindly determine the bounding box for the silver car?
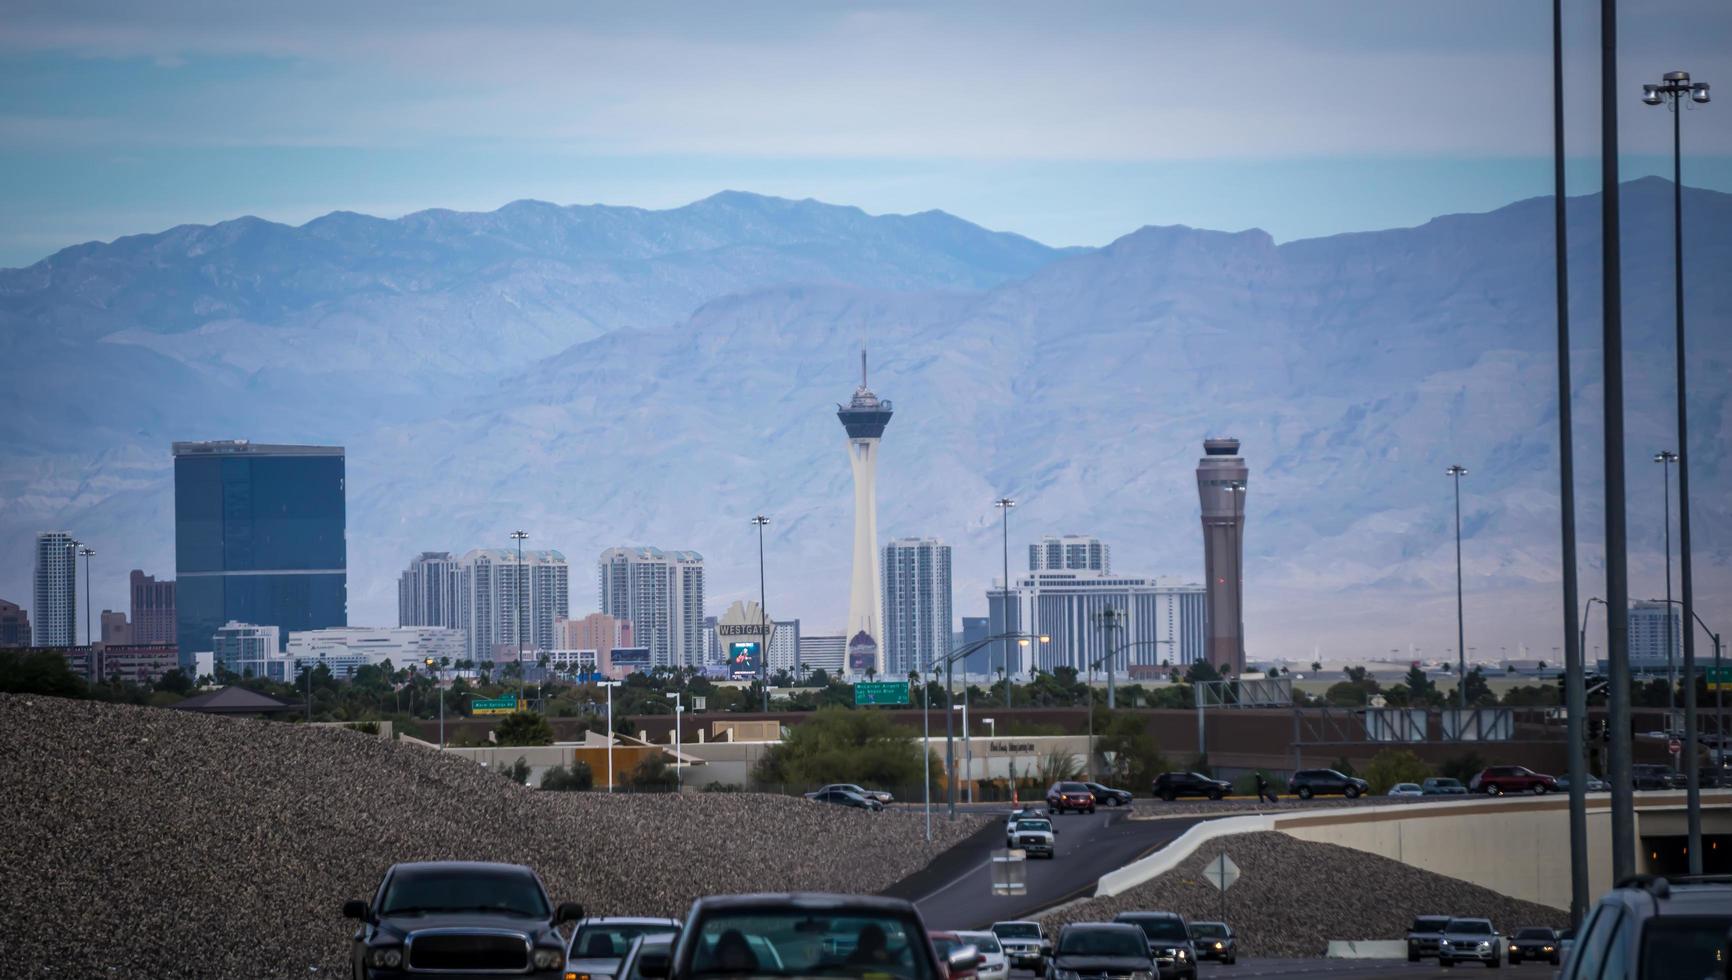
[564,916,681,980]
[1437,917,1502,967]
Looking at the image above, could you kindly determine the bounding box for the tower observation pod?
[837,347,893,677]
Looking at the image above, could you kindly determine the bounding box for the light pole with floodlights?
[1447,466,1469,710]
[665,691,684,792]
[1643,69,1711,843]
[995,497,1016,708]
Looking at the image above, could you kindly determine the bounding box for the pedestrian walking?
[1255,772,1277,804]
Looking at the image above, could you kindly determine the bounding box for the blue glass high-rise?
[173,440,347,669]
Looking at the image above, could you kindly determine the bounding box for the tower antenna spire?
[861,343,868,388]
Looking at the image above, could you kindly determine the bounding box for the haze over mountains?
[3,180,1727,660]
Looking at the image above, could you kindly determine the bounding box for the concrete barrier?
[1325,940,1407,959]
[1095,813,1274,896]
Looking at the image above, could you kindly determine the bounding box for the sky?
[2,0,1730,266]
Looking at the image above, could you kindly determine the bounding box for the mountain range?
[3,179,1727,660]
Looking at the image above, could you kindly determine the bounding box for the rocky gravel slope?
[1042,831,1569,958]
[0,694,983,979]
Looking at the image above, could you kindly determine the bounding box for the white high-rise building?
[33,531,77,647]
[1028,535,1110,573]
[212,622,282,680]
[987,568,1207,676]
[285,626,466,679]
[1627,600,1681,674]
[837,347,893,676]
[455,549,570,661]
[799,634,846,678]
[882,538,953,677]
[598,547,705,668]
[398,552,462,629]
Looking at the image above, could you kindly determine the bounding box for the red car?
[1468,765,1558,796]
[1046,781,1096,814]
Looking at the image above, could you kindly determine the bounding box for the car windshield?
[958,934,1000,954]
[688,909,935,980]
[1640,915,1732,978]
[1014,820,1052,833]
[1189,923,1227,939]
[1514,928,1553,940]
[378,866,549,918]
[1058,783,1088,793]
[1412,918,1450,932]
[626,938,676,980]
[574,923,678,958]
[1446,920,1492,935]
[1123,918,1189,942]
[993,924,1039,940]
[1059,928,1146,957]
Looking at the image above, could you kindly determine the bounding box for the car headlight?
[367,946,403,968]
[1477,941,1490,950]
[1214,941,1224,949]
[532,947,563,970]
[1439,940,1453,948]
[1176,949,1188,960]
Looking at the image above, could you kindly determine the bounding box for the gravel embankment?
[1041,831,1568,958]
[0,694,984,979]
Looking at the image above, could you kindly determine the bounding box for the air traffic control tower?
[837,348,893,677]
[1197,437,1248,675]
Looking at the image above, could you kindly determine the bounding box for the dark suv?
[1151,771,1230,802]
[1048,924,1157,980]
[1468,765,1558,796]
[1289,769,1369,799]
[1556,875,1732,978]
[1407,915,1451,962]
[1085,782,1135,806]
[1631,764,1683,791]
[1113,912,1196,980]
[344,861,582,978]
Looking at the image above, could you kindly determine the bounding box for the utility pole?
[996,497,1015,708]
[510,530,529,708]
[1447,466,1469,711]
[752,515,771,712]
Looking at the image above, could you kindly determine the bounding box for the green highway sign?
[472,695,519,716]
[854,681,911,706]
[1709,667,1732,691]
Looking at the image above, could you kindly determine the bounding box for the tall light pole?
[941,631,1046,817]
[1446,466,1469,710]
[1643,72,1710,856]
[425,657,444,748]
[1550,0,1587,922]
[917,668,932,841]
[599,680,621,792]
[1598,0,1635,884]
[665,691,683,792]
[1655,450,1679,731]
[510,530,529,707]
[995,497,1015,708]
[1650,598,1712,874]
[752,516,771,712]
[1096,607,1123,709]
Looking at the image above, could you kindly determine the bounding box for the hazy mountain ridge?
[2,180,1728,658]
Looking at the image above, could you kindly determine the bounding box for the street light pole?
[510,530,529,708]
[1643,70,1710,876]
[665,691,683,792]
[1550,0,1589,923]
[1446,466,1469,710]
[940,631,1045,818]
[996,497,1015,708]
[1655,451,1678,734]
[752,515,771,712]
[600,680,621,792]
[920,668,932,841]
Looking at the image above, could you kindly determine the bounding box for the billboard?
[610,647,651,671]
[728,641,761,680]
[847,630,878,674]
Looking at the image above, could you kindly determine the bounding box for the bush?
[751,707,928,790]
[1093,711,1172,789]
[1363,749,1434,794]
[346,721,380,735]
[1036,748,1084,785]
[626,755,680,792]
[540,762,594,792]
[702,782,745,793]
[498,756,531,785]
[0,649,88,698]
[494,711,554,746]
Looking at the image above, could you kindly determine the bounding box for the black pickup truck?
[343,860,583,979]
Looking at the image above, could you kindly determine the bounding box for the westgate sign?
[988,741,1037,753]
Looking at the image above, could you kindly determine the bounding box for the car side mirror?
[555,902,585,924]
[638,949,671,978]
[948,945,981,975]
[342,899,368,920]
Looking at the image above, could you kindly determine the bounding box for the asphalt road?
[1003,959,1559,978]
[911,806,1207,931]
